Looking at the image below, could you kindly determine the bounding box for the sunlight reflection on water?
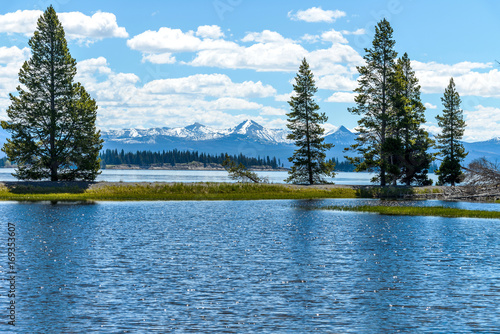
[0,199,498,332]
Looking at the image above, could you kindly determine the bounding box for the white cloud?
[463,105,500,141]
[0,46,31,114]
[326,92,356,103]
[70,57,284,130]
[196,25,224,39]
[0,46,30,64]
[77,56,112,75]
[142,73,276,98]
[275,92,295,102]
[241,30,293,43]
[129,25,363,77]
[127,27,201,53]
[424,102,437,109]
[301,34,320,43]
[260,106,287,116]
[341,28,366,35]
[60,11,128,42]
[424,105,500,141]
[0,10,128,43]
[142,53,176,64]
[0,10,41,35]
[288,7,346,23]
[316,72,358,91]
[309,44,364,76]
[321,29,348,44]
[204,97,261,110]
[189,35,306,72]
[412,60,500,97]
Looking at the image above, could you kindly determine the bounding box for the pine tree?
[435,77,467,186]
[391,53,434,186]
[346,19,398,186]
[286,58,334,184]
[1,6,102,181]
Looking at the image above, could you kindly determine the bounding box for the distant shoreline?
[102,163,289,171]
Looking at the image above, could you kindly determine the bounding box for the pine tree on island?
[286,58,335,185]
[346,19,435,187]
[1,6,103,181]
[390,53,434,186]
[346,19,397,186]
[435,77,467,186]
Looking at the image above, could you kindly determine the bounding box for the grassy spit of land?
[0,181,362,201]
[1,182,498,218]
[322,205,500,219]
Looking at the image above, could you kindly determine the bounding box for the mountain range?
[0,120,499,166]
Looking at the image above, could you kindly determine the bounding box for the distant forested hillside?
[99,149,282,169]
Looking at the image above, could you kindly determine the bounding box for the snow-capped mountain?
[227,120,291,144]
[0,121,498,165]
[102,123,227,143]
[101,120,291,146]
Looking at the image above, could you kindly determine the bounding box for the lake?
[1,199,498,332]
[0,168,440,185]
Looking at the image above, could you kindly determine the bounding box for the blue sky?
[0,0,499,141]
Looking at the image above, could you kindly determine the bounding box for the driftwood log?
[441,158,500,201]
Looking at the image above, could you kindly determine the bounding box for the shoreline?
[0,181,497,203]
[102,164,289,171]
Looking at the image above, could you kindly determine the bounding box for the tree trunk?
[305,94,313,185]
[49,28,57,181]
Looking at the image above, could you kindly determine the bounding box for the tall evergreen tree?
[435,77,467,186]
[346,19,397,186]
[286,58,334,184]
[1,6,102,181]
[391,53,434,186]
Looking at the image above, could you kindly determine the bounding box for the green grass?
[323,205,500,219]
[0,182,359,201]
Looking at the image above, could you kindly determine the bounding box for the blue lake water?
[0,168,440,185]
[0,199,498,333]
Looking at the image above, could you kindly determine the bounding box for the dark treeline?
[0,153,436,173]
[99,149,282,169]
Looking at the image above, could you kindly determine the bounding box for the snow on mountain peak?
[231,120,264,135]
[100,120,356,145]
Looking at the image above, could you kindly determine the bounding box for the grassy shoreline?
[1,182,498,218]
[322,205,500,219]
[0,182,361,201]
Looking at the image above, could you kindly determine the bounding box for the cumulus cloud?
[0,10,41,35]
[321,29,348,44]
[274,92,295,102]
[0,10,128,43]
[242,30,293,43]
[260,106,287,116]
[463,105,500,141]
[288,7,346,23]
[128,24,363,77]
[424,102,437,109]
[341,28,366,35]
[0,46,30,64]
[301,33,320,43]
[127,27,201,53]
[142,53,176,64]
[189,34,306,71]
[326,92,356,103]
[0,46,31,113]
[142,73,276,98]
[196,25,224,39]
[412,60,500,97]
[71,57,284,130]
[59,11,129,41]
